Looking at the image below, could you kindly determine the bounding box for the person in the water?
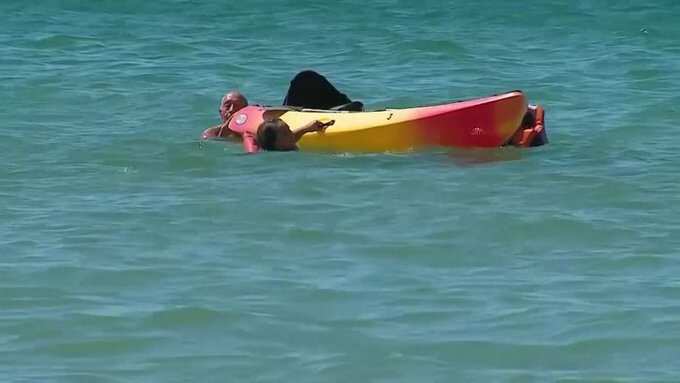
[200,91,249,140]
[201,71,361,140]
[256,118,334,151]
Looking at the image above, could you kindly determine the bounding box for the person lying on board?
[255,118,334,151]
[201,71,361,140]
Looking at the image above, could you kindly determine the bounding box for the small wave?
[144,306,233,328]
[29,34,102,49]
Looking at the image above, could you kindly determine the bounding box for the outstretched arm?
[292,120,334,142]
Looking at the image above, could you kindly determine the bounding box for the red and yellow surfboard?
[227,91,545,153]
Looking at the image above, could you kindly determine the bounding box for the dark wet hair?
[521,110,536,128]
[256,118,289,151]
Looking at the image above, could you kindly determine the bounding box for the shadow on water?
[443,147,525,167]
[197,138,530,167]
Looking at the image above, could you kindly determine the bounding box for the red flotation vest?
[227,105,267,153]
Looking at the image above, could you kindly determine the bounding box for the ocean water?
[2,0,680,381]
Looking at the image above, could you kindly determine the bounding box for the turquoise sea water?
[2,1,680,381]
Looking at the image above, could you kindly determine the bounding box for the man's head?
[256,118,297,151]
[219,91,248,122]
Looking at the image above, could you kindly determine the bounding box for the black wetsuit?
[283,70,360,110]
